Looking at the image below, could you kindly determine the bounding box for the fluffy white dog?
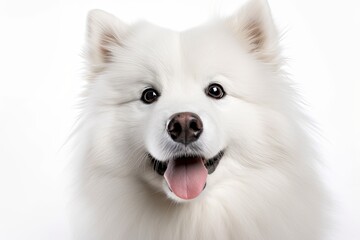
[72,0,326,239]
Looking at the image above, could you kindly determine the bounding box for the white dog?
[72,0,326,239]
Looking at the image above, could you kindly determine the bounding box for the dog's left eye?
[141,88,160,104]
[205,83,226,99]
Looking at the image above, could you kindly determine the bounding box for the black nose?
[167,112,203,145]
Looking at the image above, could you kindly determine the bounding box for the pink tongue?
[164,157,208,200]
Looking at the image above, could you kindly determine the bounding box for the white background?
[0,0,359,239]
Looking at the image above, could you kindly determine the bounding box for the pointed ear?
[85,9,128,73]
[227,0,279,62]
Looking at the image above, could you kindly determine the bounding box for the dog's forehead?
[126,22,245,81]
[180,24,246,74]
[128,23,181,63]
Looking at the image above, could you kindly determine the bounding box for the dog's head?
[82,0,292,202]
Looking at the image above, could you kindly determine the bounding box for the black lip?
[149,150,225,176]
[204,151,224,174]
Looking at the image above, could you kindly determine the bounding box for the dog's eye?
[206,83,225,99]
[141,88,160,104]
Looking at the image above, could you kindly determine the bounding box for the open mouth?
[148,151,224,200]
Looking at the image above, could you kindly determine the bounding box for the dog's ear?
[227,0,279,62]
[85,9,128,73]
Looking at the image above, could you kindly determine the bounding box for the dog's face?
[84,0,287,202]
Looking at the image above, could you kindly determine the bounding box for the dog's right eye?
[206,83,226,99]
[141,88,160,104]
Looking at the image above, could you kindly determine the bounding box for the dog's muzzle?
[148,111,224,200]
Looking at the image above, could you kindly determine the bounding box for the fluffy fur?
[72,0,326,239]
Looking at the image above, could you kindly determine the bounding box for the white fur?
[71,0,326,239]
